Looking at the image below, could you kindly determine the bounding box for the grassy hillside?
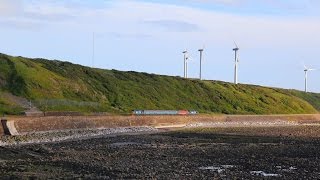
[0,53,319,115]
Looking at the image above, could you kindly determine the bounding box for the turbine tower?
[198,48,204,80]
[92,32,95,68]
[304,64,316,93]
[185,55,190,78]
[182,50,188,78]
[233,42,239,84]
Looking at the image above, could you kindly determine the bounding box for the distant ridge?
[0,53,320,115]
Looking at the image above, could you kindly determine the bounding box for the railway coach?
[132,110,198,115]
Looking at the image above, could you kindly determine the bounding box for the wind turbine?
[198,45,204,80]
[232,41,240,84]
[303,64,316,93]
[182,50,188,78]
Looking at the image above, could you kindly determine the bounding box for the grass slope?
[0,53,319,115]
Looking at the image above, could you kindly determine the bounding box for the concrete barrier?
[1,114,319,135]
[1,119,19,135]
[0,121,4,135]
[6,115,223,134]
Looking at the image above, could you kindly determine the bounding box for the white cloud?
[2,0,320,47]
[0,0,22,16]
[187,0,245,6]
[97,1,320,46]
[143,20,200,32]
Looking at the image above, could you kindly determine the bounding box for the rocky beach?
[1,125,320,179]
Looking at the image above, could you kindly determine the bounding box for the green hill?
[0,53,319,115]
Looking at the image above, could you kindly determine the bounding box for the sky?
[1,0,320,92]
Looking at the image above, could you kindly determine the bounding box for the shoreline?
[2,119,320,146]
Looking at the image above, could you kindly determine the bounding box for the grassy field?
[0,53,320,115]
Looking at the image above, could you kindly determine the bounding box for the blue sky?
[1,0,320,92]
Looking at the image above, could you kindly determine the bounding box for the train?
[132,110,198,116]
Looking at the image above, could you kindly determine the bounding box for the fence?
[32,99,105,113]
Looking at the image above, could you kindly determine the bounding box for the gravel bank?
[186,120,301,128]
[0,126,157,146]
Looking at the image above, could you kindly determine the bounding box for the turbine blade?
[233,40,239,48]
[302,61,308,69]
[183,48,188,54]
[185,53,190,60]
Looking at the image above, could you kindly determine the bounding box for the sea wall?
[0,121,3,135]
[1,119,19,135]
[1,114,320,135]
